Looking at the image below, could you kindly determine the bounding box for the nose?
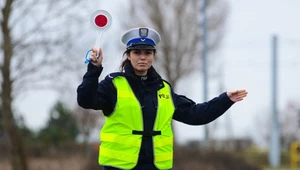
[140,54,146,60]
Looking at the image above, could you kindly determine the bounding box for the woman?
[77,27,248,170]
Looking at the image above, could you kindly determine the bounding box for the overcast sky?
[17,0,300,146]
[174,0,300,145]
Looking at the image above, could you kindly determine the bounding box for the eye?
[146,50,153,55]
[133,50,141,55]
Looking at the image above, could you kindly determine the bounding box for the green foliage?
[1,100,80,147]
[36,101,79,146]
[16,115,36,143]
[0,104,34,142]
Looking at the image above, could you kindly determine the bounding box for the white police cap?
[121,27,161,50]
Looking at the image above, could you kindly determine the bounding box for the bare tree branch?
[13,1,82,50]
[125,0,228,89]
[0,1,93,169]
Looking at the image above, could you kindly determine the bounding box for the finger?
[237,89,247,93]
[92,47,99,54]
[233,90,240,94]
[234,98,244,102]
[98,54,103,61]
[98,48,103,58]
[241,93,248,97]
[90,57,97,62]
[237,92,248,97]
[91,52,97,57]
[89,53,97,62]
[237,91,248,96]
[235,89,246,94]
[230,90,239,96]
[236,95,247,100]
[232,98,243,102]
[236,96,246,101]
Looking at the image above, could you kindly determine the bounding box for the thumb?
[228,90,238,97]
[92,47,98,54]
[98,48,102,57]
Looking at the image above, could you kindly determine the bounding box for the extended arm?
[172,92,235,125]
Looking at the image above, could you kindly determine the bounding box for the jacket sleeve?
[172,91,234,125]
[77,63,116,116]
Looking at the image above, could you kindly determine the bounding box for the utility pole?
[201,0,209,141]
[269,34,280,167]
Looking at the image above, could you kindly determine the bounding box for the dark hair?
[119,49,156,71]
[120,50,131,71]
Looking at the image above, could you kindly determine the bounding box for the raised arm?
[77,47,117,115]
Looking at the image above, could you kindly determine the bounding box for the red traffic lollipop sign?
[90,10,112,49]
[85,10,112,63]
[90,10,112,32]
[95,15,107,27]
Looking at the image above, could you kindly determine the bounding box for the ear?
[127,54,131,60]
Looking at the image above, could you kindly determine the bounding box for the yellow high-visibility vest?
[99,76,175,169]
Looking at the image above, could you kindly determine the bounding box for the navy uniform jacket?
[77,63,234,170]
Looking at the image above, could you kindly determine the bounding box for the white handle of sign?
[94,31,103,57]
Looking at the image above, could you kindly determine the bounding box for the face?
[128,49,155,76]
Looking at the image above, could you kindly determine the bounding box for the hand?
[89,47,103,67]
[227,89,248,102]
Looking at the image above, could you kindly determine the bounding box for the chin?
[137,69,147,72]
[137,67,149,71]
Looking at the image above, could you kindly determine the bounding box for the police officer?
[77,27,248,170]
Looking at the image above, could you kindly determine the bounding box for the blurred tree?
[0,104,2,131]
[37,101,79,146]
[280,101,300,149]
[0,103,34,143]
[255,101,300,149]
[124,0,228,89]
[0,104,3,140]
[74,106,103,153]
[15,115,36,143]
[0,1,91,169]
[1,1,28,169]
